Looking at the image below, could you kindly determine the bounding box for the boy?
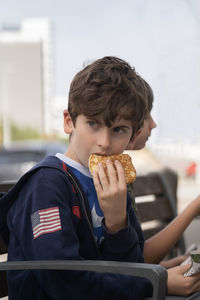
[128,81,200,298]
[3,56,200,299]
[3,56,153,299]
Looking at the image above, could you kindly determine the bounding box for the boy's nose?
[97,130,111,152]
[151,118,157,129]
[150,115,157,130]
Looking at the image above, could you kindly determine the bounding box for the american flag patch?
[31,206,62,239]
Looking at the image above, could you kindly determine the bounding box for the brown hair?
[68,56,148,136]
[143,79,154,112]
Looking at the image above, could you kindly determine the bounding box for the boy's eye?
[88,120,97,127]
[114,127,126,133]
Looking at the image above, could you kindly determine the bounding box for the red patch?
[62,162,67,171]
[71,184,76,194]
[72,206,81,219]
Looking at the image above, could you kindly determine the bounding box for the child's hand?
[160,255,189,269]
[167,264,200,296]
[93,159,127,233]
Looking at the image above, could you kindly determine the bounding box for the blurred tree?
[0,122,68,145]
[0,122,3,145]
[11,124,41,141]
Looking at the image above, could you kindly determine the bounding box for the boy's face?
[133,113,157,150]
[64,110,134,168]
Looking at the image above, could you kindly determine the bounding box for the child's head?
[129,79,157,150]
[68,56,148,137]
[144,79,154,113]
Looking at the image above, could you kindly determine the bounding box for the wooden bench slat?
[133,176,164,196]
[0,182,15,193]
[136,196,173,222]
[132,169,185,257]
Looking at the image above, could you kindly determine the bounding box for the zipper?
[66,171,101,257]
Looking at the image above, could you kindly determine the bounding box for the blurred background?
[0,0,200,213]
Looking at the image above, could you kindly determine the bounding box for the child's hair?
[143,79,154,113]
[68,56,148,136]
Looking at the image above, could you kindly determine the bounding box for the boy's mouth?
[92,152,116,156]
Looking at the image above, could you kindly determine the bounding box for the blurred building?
[51,96,67,138]
[0,18,53,146]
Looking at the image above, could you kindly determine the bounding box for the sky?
[0,0,200,142]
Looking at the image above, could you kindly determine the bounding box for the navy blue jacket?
[0,156,152,299]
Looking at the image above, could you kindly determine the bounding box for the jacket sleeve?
[100,193,145,263]
[8,169,152,300]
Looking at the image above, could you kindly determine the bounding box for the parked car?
[0,140,68,183]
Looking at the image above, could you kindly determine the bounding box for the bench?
[0,180,168,299]
[133,168,185,258]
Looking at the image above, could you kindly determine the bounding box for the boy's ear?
[126,130,141,150]
[63,109,74,134]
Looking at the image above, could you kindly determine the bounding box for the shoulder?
[14,156,74,206]
[28,156,70,190]
[8,171,74,222]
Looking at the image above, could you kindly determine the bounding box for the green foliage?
[11,124,41,141]
[0,122,2,144]
[59,136,69,143]
[0,120,69,145]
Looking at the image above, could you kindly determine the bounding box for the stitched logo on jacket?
[31,206,62,239]
[72,206,81,219]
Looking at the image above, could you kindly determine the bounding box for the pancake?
[89,153,136,184]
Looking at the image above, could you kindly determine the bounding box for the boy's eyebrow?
[115,125,130,128]
[87,117,100,123]
[86,116,132,129]
[114,125,132,130]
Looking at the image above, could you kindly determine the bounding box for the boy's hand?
[93,159,127,233]
[167,264,200,296]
